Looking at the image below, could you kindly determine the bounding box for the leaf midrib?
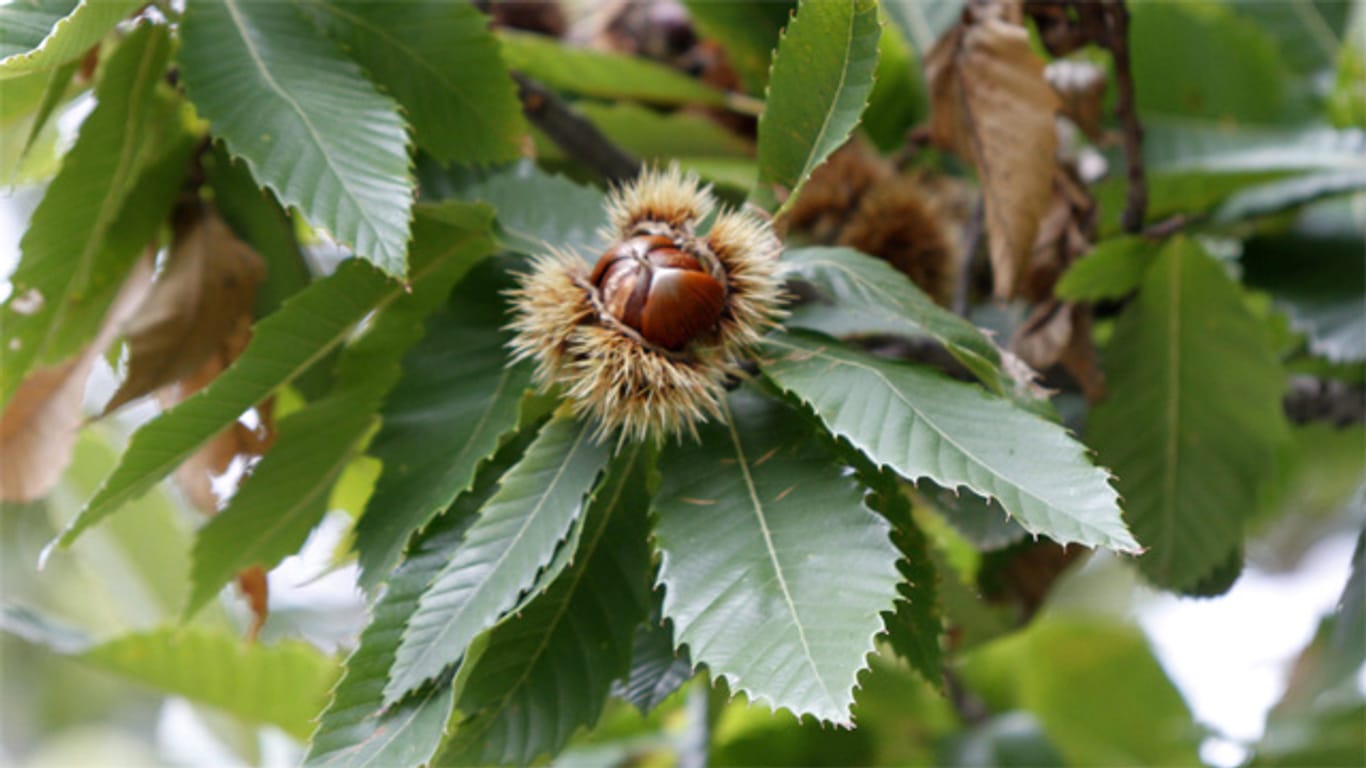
[768,337,1115,541]
[1158,248,1184,574]
[720,397,838,713]
[220,0,386,252]
[795,5,859,187]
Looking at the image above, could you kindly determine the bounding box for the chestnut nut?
[590,235,726,350]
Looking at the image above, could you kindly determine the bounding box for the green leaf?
[0,0,141,78]
[880,0,964,52]
[306,429,535,768]
[543,102,755,162]
[682,0,795,94]
[178,0,412,275]
[384,415,611,706]
[613,610,694,716]
[353,263,531,590]
[653,389,900,725]
[440,445,654,765]
[203,144,314,320]
[299,0,524,165]
[497,29,732,109]
[5,613,338,742]
[962,619,1202,766]
[753,0,879,216]
[779,247,1015,402]
[1089,238,1290,591]
[860,13,924,152]
[418,159,607,256]
[865,470,943,690]
[763,331,1137,553]
[1,23,190,406]
[1055,237,1156,303]
[186,205,496,615]
[58,204,491,553]
[19,58,77,158]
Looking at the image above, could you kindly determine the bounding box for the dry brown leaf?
[0,260,153,502]
[155,318,274,514]
[926,0,1060,298]
[103,204,265,415]
[236,565,270,641]
[1046,59,1108,142]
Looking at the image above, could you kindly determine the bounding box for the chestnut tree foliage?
[1,0,1363,766]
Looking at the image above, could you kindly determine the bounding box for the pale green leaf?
[1088,237,1289,591]
[440,445,653,765]
[186,205,496,615]
[306,431,535,768]
[779,246,1012,399]
[653,389,900,725]
[0,0,141,78]
[1,24,190,406]
[754,0,880,216]
[1054,237,1156,303]
[57,205,491,552]
[299,0,525,164]
[498,29,732,109]
[178,0,412,275]
[384,416,611,705]
[354,261,531,590]
[763,331,1137,553]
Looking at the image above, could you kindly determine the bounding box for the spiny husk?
[508,166,784,443]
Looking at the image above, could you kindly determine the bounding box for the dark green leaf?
[929,484,1029,552]
[440,445,654,765]
[861,18,924,152]
[59,204,492,552]
[306,429,535,768]
[780,246,1013,398]
[2,24,189,406]
[653,389,900,725]
[682,0,795,94]
[384,416,611,705]
[612,611,694,716]
[754,0,880,216]
[0,0,140,77]
[179,0,412,275]
[865,469,943,690]
[498,29,733,109]
[1088,237,1290,591]
[299,0,524,165]
[1054,237,1156,303]
[353,258,532,590]
[541,102,754,162]
[186,205,496,615]
[763,331,1136,553]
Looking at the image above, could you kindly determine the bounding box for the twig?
[1103,2,1147,234]
[512,73,640,183]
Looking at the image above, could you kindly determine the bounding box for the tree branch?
[512,73,640,183]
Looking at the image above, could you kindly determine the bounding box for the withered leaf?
[0,260,152,502]
[926,0,1060,298]
[1046,59,1108,142]
[103,205,266,415]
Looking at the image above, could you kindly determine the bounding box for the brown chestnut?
[590,235,725,350]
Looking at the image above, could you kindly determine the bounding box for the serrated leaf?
[763,330,1137,553]
[925,3,1058,298]
[384,416,611,706]
[0,0,141,78]
[864,469,943,690]
[653,389,900,725]
[58,204,491,553]
[417,159,607,256]
[1,23,190,407]
[354,262,531,590]
[612,612,694,716]
[186,206,496,615]
[440,445,653,765]
[498,29,732,109]
[299,0,525,165]
[754,0,880,217]
[1055,237,1155,303]
[1088,237,1289,591]
[178,0,412,275]
[5,614,338,741]
[306,429,534,768]
[779,246,1011,397]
